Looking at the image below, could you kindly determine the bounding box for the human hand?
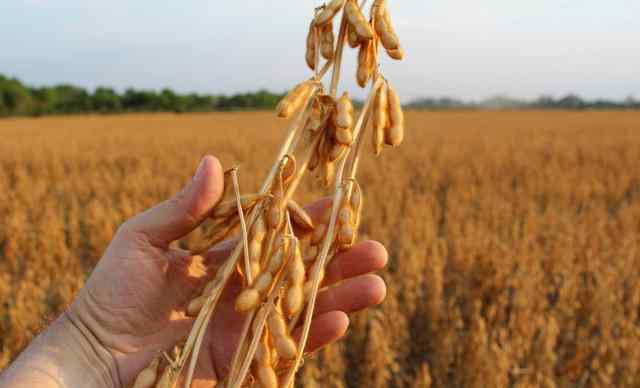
[66,155,388,387]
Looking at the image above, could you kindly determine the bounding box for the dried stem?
[346,85,376,181]
[329,12,349,97]
[281,77,383,388]
[231,168,253,285]
[226,310,254,385]
[179,87,318,387]
[230,237,299,388]
[288,88,322,155]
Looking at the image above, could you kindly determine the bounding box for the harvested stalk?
[134,1,406,386]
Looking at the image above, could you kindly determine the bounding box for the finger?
[201,239,237,268]
[312,274,386,317]
[123,155,224,247]
[293,311,349,353]
[303,197,333,224]
[323,240,388,286]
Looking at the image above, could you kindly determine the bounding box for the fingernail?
[193,157,207,182]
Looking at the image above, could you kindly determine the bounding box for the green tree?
[92,87,122,112]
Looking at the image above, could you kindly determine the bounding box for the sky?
[1,0,639,102]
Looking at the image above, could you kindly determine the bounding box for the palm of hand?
[68,156,387,387]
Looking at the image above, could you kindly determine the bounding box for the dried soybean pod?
[372,82,388,155]
[254,332,271,365]
[386,46,405,60]
[284,248,306,315]
[304,244,318,263]
[385,83,404,146]
[186,296,206,317]
[335,128,353,146]
[320,21,335,60]
[256,357,278,388]
[274,334,297,360]
[347,23,360,48]
[289,244,305,286]
[356,39,374,88]
[329,143,348,162]
[334,93,354,144]
[311,222,327,246]
[154,365,175,388]
[285,285,304,317]
[253,330,278,388]
[276,81,313,118]
[287,200,315,231]
[345,0,374,40]
[335,92,354,131]
[337,223,356,249]
[308,143,321,172]
[314,0,346,26]
[266,247,285,273]
[322,161,336,188]
[373,0,400,51]
[267,312,288,337]
[249,239,263,265]
[132,355,160,388]
[210,193,267,220]
[235,288,260,312]
[253,272,274,293]
[338,203,353,225]
[282,154,297,185]
[267,188,285,229]
[382,6,399,41]
[306,97,324,132]
[305,22,317,71]
[252,214,267,242]
[320,126,335,161]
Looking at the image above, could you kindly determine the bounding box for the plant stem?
[179,87,318,387]
[329,12,349,97]
[231,168,253,285]
[230,237,300,388]
[281,77,382,388]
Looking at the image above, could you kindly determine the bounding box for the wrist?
[0,312,120,388]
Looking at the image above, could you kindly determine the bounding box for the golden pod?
[235,288,260,312]
[314,0,346,26]
[385,83,404,146]
[320,21,335,60]
[287,199,315,231]
[345,0,374,40]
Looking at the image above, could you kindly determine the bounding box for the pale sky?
[1,1,639,101]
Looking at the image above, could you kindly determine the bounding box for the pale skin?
[0,155,388,388]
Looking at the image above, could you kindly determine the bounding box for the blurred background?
[2,1,640,388]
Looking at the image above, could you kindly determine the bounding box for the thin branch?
[231,167,253,285]
[329,12,349,97]
[281,77,383,388]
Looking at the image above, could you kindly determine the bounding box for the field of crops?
[1,110,640,387]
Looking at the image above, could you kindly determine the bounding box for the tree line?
[0,74,285,117]
[406,94,640,110]
[2,73,639,117]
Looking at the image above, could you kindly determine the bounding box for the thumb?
[123,155,224,246]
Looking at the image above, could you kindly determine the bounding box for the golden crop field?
[1,110,640,387]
